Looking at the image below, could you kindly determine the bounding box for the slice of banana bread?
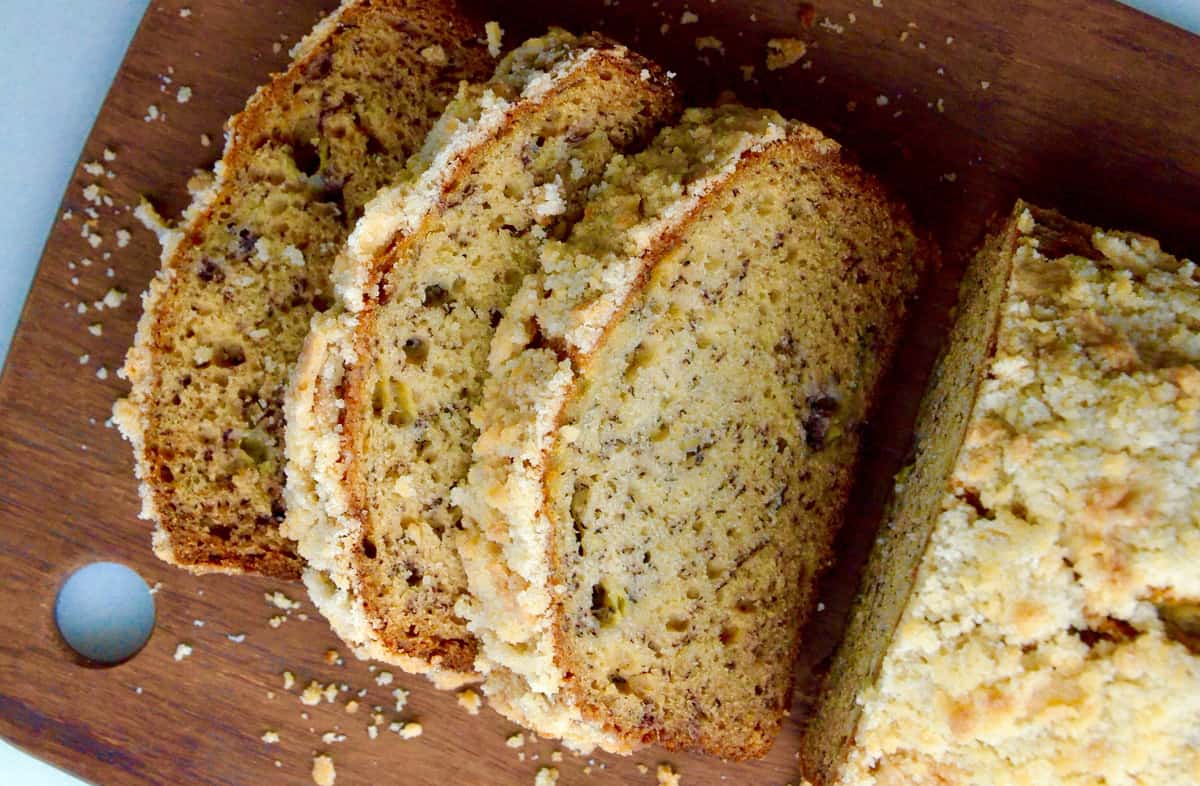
[804,203,1200,785]
[283,30,678,685]
[455,106,929,757]
[113,0,489,578]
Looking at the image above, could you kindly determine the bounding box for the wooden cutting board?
[0,1,1195,784]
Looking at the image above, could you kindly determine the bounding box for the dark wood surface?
[0,1,1195,784]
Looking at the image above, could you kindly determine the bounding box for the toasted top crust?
[283,30,678,684]
[814,203,1200,785]
[114,0,488,578]
[455,106,928,757]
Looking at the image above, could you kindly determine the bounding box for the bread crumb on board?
[172,643,193,661]
[766,38,808,70]
[506,732,525,748]
[312,753,336,786]
[485,21,504,57]
[657,763,681,785]
[457,688,482,715]
[534,767,559,786]
[260,730,279,744]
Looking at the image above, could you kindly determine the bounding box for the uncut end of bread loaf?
[805,202,1200,786]
[113,0,489,578]
[454,105,929,757]
[282,29,679,681]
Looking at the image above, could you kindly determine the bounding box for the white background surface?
[0,1,1195,784]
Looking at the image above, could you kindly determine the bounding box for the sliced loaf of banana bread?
[455,106,929,756]
[113,0,489,578]
[283,30,678,685]
[804,203,1200,785]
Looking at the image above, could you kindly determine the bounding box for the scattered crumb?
[283,671,296,690]
[817,602,826,612]
[226,633,245,643]
[268,615,286,628]
[96,366,108,381]
[261,730,280,744]
[267,591,300,610]
[83,161,105,177]
[420,45,448,66]
[739,64,755,81]
[848,11,857,23]
[846,100,857,112]
[321,732,347,745]
[375,671,394,687]
[936,97,946,113]
[345,700,359,714]
[323,683,339,703]
[680,11,699,24]
[398,722,423,739]
[940,172,958,182]
[819,16,845,34]
[179,7,191,17]
[457,688,482,715]
[551,751,563,763]
[173,643,193,661]
[392,688,409,712]
[116,229,131,248]
[694,36,724,54]
[102,288,127,309]
[200,133,212,147]
[300,681,324,706]
[873,0,883,6]
[657,764,681,786]
[324,649,340,665]
[506,732,525,749]
[946,35,954,44]
[980,80,991,90]
[638,764,649,774]
[367,725,379,740]
[535,767,559,786]
[312,754,336,786]
[176,86,192,103]
[103,148,116,162]
[766,38,807,70]
[485,21,504,58]
[876,94,890,107]
[144,104,160,122]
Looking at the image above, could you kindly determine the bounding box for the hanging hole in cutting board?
[54,562,156,665]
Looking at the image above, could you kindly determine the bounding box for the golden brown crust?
[118,0,488,578]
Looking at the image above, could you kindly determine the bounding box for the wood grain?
[0,1,1195,784]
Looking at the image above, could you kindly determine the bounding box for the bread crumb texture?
[114,0,489,578]
[839,205,1200,785]
[283,29,677,684]
[457,105,926,758]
